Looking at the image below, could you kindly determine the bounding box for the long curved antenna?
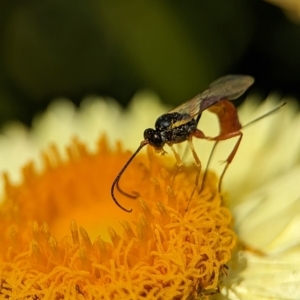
[111,140,148,212]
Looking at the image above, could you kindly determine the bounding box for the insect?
[111,75,283,212]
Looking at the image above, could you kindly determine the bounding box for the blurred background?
[0,0,300,127]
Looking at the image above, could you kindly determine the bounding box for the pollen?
[0,135,236,299]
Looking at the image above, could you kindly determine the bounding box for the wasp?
[111,75,285,212]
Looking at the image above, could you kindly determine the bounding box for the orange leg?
[193,99,244,192]
[204,131,243,191]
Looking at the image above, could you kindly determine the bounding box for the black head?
[144,128,165,148]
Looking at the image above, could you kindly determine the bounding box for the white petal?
[224,97,300,201]
[220,250,300,300]
[233,165,300,254]
[31,91,166,152]
[0,122,38,185]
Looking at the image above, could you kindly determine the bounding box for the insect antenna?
[242,102,286,129]
[111,140,148,212]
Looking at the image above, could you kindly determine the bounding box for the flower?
[0,91,300,299]
[0,92,236,299]
[219,97,300,299]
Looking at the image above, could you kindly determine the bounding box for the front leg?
[168,144,184,188]
[186,137,203,210]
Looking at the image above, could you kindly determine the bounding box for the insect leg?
[218,132,243,191]
[180,125,205,165]
[205,131,243,191]
[169,144,184,185]
[201,140,219,190]
[191,128,215,192]
[185,137,202,210]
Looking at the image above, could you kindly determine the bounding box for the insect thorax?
[155,112,197,144]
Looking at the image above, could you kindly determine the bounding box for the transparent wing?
[169,75,254,129]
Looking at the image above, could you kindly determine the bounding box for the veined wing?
[168,75,254,129]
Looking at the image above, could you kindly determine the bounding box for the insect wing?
[167,90,207,117]
[206,74,254,103]
[169,75,254,129]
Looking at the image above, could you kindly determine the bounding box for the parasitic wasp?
[111,75,285,212]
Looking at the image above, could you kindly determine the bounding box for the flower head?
[0,97,236,299]
[0,91,300,299]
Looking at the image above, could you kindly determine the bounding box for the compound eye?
[144,129,164,148]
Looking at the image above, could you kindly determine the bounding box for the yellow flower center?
[0,136,236,299]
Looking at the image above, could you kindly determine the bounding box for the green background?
[0,0,299,126]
